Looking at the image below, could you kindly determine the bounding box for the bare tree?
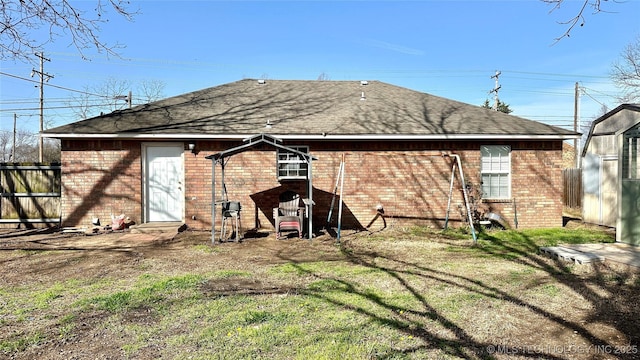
[69,77,131,119]
[42,138,61,162]
[69,77,166,120]
[317,72,330,81]
[542,0,611,41]
[1,0,136,64]
[581,104,610,146]
[611,36,640,103]
[0,130,12,162]
[0,128,38,162]
[138,79,166,104]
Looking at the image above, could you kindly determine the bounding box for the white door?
[146,145,184,222]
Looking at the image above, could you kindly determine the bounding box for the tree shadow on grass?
[267,248,537,358]
[271,228,637,359]
[3,228,637,360]
[469,229,640,348]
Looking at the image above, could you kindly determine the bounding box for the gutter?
[42,133,580,141]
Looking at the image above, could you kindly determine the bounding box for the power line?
[0,71,110,98]
[0,103,130,112]
[1,96,138,105]
[581,85,620,100]
[0,98,79,104]
[582,89,608,108]
[500,69,609,80]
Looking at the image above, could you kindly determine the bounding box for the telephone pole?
[32,53,53,162]
[12,114,17,161]
[489,70,501,110]
[574,82,581,168]
[114,90,133,109]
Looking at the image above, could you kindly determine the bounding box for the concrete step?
[540,246,605,264]
[129,222,186,234]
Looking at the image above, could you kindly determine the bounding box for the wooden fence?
[562,168,582,209]
[0,163,61,228]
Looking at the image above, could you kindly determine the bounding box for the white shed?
[582,104,640,245]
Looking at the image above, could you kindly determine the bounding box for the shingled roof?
[44,79,579,140]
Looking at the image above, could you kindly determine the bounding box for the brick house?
[43,79,579,235]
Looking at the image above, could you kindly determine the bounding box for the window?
[481,145,511,199]
[623,123,640,180]
[277,146,309,180]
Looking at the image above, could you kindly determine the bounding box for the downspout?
[211,160,216,244]
[307,155,313,240]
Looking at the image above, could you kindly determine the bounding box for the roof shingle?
[44,79,578,139]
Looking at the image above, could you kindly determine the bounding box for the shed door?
[620,180,640,245]
[601,159,618,227]
[619,127,640,245]
[146,145,184,222]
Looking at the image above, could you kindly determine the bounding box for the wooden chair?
[273,190,304,239]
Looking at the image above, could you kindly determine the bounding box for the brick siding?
[60,139,564,230]
[60,140,142,228]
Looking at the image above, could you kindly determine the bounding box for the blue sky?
[1,0,640,139]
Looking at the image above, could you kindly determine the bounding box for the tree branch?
[0,0,136,64]
[611,36,640,103]
[541,0,605,43]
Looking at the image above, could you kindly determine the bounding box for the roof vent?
[258,79,266,85]
[361,91,366,101]
[265,120,272,128]
[360,80,368,86]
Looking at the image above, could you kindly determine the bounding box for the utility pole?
[574,82,581,168]
[32,53,53,163]
[12,113,17,162]
[489,70,501,111]
[114,90,133,109]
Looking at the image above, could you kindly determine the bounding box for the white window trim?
[622,124,640,180]
[277,145,309,180]
[480,145,512,200]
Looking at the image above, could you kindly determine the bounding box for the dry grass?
[0,225,638,359]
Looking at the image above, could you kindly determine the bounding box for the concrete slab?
[540,246,605,264]
[118,232,177,242]
[541,243,640,268]
[563,243,640,268]
[129,222,186,234]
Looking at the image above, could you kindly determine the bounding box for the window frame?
[277,145,309,180]
[480,145,512,200]
[622,123,640,180]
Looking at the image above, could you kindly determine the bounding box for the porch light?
[188,142,196,153]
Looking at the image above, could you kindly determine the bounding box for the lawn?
[0,225,638,359]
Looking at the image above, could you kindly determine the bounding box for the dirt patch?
[1,227,638,359]
[0,228,345,288]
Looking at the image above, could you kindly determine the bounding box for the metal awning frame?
[205,133,317,244]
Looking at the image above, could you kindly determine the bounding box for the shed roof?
[581,104,640,157]
[44,79,579,140]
